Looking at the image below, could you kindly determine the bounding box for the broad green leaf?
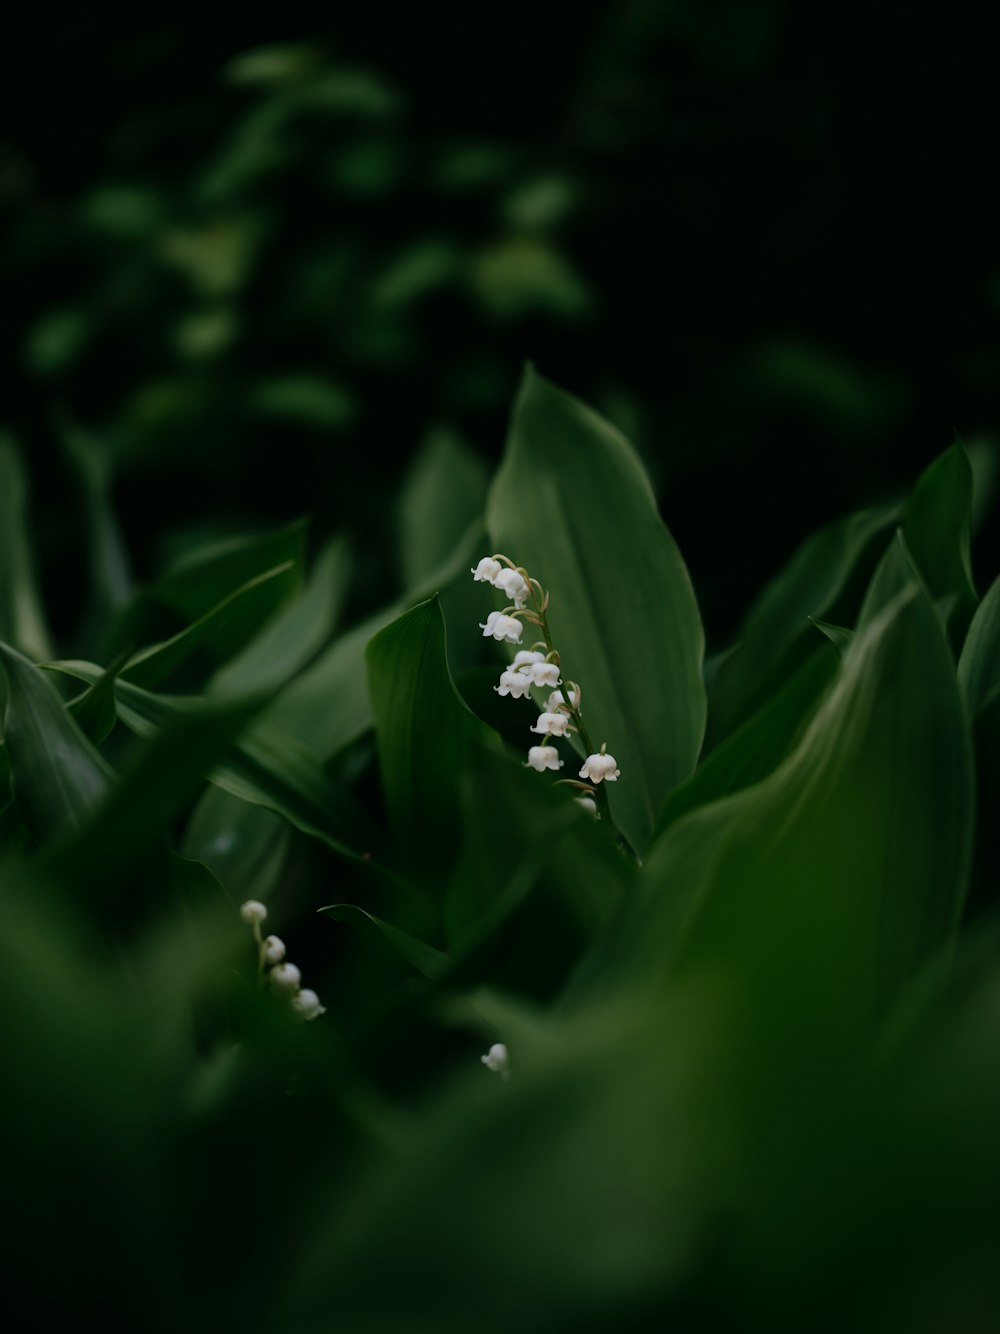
[367,596,493,876]
[398,428,488,590]
[487,368,705,853]
[588,582,973,1049]
[0,436,52,662]
[902,443,977,635]
[122,563,296,689]
[154,518,307,624]
[182,786,290,904]
[260,522,483,758]
[707,502,898,745]
[0,642,112,841]
[321,904,451,980]
[958,573,1000,719]
[654,645,838,837]
[209,537,350,696]
[46,662,370,859]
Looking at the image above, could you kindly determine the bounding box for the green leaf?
[67,647,132,744]
[320,904,451,980]
[0,642,112,841]
[59,416,132,627]
[398,428,488,591]
[208,538,350,696]
[487,368,705,853]
[154,518,307,624]
[958,573,1000,719]
[590,580,973,1048]
[181,786,290,904]
[653,645,838,837]
[708,502,898,745]
[0,435,53,661]
[367,596,492,875]
[902,443,977,634]
[807,618,854,656]
[122,563,297,690]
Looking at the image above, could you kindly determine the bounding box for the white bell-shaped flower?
[269,962,302,994]
[494,567,529,609]
[239,899,267,925]
[530,711,570,737]
[526,745,563,772]
[471,556,502,584]
[481,1042,509,1077]
[480,611,523,644]
[262,935,286,965]
[526,661,560,688]
[495,669,533,699]
[291,988,326,1021]
[545,688,579,712]
[512,649,545,671]
[579,752,621,783]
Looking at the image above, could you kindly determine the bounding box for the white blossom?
[269,962,302,994]
[530,711,570,738]
[526,661,560,689]
[495,669,533,699]
[481,1042,509,1077]
[480,611,523,644]
[239,900,267,925]
[471,556,502,584]
[512,650,545,671]
[526,745,563,772]
[579,752,621,783]
[574,796,598,817]
[494,567,530,609]
[546,688,578,712]
[262,935,286,965]
[291,988,326,1021]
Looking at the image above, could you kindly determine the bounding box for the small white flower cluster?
[481,1041,510,1079]
[472,554,621,797]
[239,900,326,1021]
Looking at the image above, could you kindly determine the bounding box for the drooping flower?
[526,660,560,688]
[262,935,286,965]
[494,567,530,609]
[480,611,523,644]
[269,962,302,994]
[579,751,620,783]
[495,669,533,699]
[471,556,502,584]
[291,988,326,1021]
[512,649,545,671]
[526,745,563,772]
[481,1042,509,1077]
[240,899,268,925]
[530,711,571,737]
[546,687,579,712]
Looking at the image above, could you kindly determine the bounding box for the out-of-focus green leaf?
[367,597,493,876]
[587,581,973,1049]
[958,573,1000,719]
[0,436,52,662]
[487,368,705,854]
[260,522,483,758]
[182,786,290,906]
[707,502,898,745]
[808,617,854,656]
[654,645,838,837]
[0,642,112,842]
[153,519,307,625]
[321,904,451,980]
[123,564,296,689]
[252,377,359,430]
[209,538,350,696]
[902,443,977,635]
[398,429,488,591]
[46,662,370,860]
[67,647,132,744]
[60,417,132,627]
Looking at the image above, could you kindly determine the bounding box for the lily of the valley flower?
[496,669,533,699]
[526,745,563,772]
[471,556,503,583]
[530,711,571,738]
[494,567,530,609]
[269,962,302,994]
[546,687,579,712]
[579,751,620,783]
[291,989,327,1021]
[575,796,598,816]
[262,935,286,965]
[240,900,268,925]
[512,649,545,671]
[481,1042,510,1078]
[480,611,523,644]
[525,660,560,688]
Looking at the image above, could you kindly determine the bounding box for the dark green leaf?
[59,416,132,626]
[181,786,290,904]
[154,518,307,624]
[66,646,133,744]
[902,443,977,634]
[487,368,705,853]
[0,436,52,661]
[958,573,1000,719]
[321,904,451,980]
[398,428,488,591]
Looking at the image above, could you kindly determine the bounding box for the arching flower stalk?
[239,901,326,1021]
[471,553,621,825]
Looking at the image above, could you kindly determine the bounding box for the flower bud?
[239,900,268,925]
[480,611,523,644]
[262,935,286,965]
[471,556,502,584]
[481,1042,509,1076]
[530,711,570,737]
[291,988,326,1021]
[269,962,302,994]
[526,745,563,772]
[574,796,598,817]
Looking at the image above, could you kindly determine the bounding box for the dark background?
[3,3,998,645]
